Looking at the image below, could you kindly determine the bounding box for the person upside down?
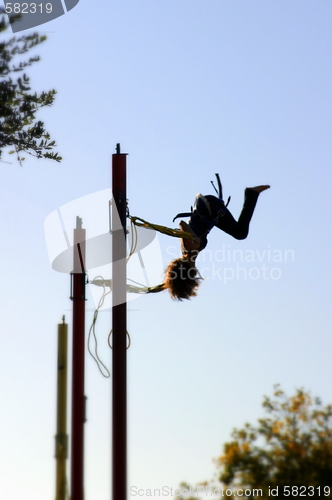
[164,175,270,300]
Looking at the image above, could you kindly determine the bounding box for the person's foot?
[248,185,270,193]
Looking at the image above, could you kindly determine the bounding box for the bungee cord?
[129,215,196,241]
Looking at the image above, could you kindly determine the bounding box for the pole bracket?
[70,272,87,300]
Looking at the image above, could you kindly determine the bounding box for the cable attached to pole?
[87,276,112,378]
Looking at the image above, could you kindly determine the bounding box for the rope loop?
[108,330,131,350]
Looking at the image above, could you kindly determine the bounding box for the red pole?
[112,143,127,500]
[70,216,86,500]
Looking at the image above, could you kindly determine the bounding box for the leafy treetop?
[0,8,61,164]
[178,385,332,500]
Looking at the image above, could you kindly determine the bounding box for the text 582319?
[5,3,53,14]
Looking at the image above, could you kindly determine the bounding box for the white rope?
[87,275,111,378]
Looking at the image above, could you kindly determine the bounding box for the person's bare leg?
[213,185,270,239]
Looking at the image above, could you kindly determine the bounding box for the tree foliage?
[178,386,332,500]
[0,8,61,164]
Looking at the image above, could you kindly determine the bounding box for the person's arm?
[179,220,201,254]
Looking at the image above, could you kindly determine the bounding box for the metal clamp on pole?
[110,198,130,235]
[70,272,87,301]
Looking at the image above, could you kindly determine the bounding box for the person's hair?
[164,257,201,300]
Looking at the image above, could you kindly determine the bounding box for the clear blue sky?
[1,1,332,499]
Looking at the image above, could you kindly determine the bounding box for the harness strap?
[127,282,166,294]
[173,212,192,222]
[173,173,230,222]
[211,173,223,199]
